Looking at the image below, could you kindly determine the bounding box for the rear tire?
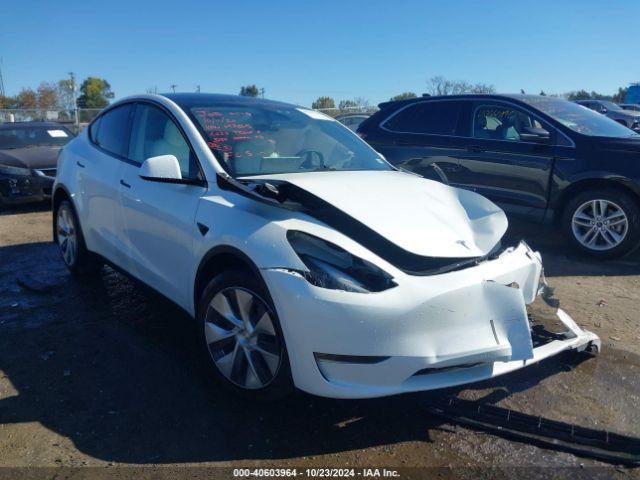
[562,189,640,258]
[54,200,102,275]
[197,269,294,401]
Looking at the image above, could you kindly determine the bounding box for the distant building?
[625,83,640,104]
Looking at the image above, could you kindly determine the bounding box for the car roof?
[377,93,561,110]
[161,92,298,110]
[0,121,70,129]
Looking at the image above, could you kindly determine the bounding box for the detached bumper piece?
[426,397,640,466]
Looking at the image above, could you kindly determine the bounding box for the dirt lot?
[1,204,639,478]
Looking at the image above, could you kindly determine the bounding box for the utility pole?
[69,72,79,130]
[0,58,5,98]
[196,85,200,93]
[260,88,265,98]
[170,84,177,93]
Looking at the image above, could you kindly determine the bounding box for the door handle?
[467,146,483,153]
[76,161,86,168]
[120,179,131,188]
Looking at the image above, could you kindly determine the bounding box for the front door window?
[473,105,544,142]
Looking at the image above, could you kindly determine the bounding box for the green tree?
[77,77,114,108]
[390,92,417,101]
[37,82,58,110]
[239,85,260,97]
[566,89,613,101]
[311,96,335,109]
[0,95,17,109]
[566,89,591,101]
[539,90,546,96]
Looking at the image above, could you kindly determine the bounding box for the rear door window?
[95,104,132,157]
[383,101,465,135]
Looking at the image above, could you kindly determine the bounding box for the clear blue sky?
[2,0,638,106]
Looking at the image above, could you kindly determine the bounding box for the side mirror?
[600,107,608,114]
[140,155,182,182]
[520,126,550,144]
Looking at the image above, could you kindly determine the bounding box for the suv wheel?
[197,269,294,400]
[54,200,101,275]
[563,189,640,258]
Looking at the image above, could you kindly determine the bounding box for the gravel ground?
[0,204,639,478]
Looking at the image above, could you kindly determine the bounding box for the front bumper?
[263,242,600,399]
[0,168,55,205]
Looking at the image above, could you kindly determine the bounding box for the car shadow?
[0,201,50,217]
[1,241,635,464]
[504,217,640,277]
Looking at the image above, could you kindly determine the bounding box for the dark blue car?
[358,94,640,258]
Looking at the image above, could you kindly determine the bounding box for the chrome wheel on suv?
[571,199,628,251]
[564,189,640,258]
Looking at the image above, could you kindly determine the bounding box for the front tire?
[562,189,640,258]
[54,200,101,275]
[197,269,294,400]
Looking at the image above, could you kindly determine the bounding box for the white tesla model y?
[53,93,600,399]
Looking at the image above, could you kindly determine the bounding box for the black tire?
[562,189,640,259]
[197,269,294,401]
[53,200,102,275]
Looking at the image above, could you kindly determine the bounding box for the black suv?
[358,94,640,258]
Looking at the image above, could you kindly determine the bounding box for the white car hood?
[246,170,507,258]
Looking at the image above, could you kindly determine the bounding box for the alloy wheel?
[571,199,628,251]
[57,206,77,266]
[204,287,282,389]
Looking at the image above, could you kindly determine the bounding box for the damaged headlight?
[287,231,396,293]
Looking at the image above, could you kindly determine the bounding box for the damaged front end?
[218,170,599,398]
[263,241,601,398]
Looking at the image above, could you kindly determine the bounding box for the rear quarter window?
[88,117,101,143]
[383,101,465,135]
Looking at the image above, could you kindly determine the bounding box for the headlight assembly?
[287,230,396,293]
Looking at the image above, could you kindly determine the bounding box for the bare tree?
[338,97,370,112]
[426,76,495,96]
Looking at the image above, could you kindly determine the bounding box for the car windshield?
[599,101,623,111]
[0,126,73,149]
[188,103,391,177]
[520,97,639,137]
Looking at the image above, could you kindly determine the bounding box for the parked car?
[52,93,599,399]
[357,94,640,258]
[620,104,640,112]
[0,122,74,205]
[575,100,640,132]
[335,113,370,131]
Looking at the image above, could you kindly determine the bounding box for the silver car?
[575,100,640,133]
